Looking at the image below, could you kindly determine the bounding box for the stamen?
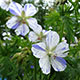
[22,20,26,24]
[38,37,41,40]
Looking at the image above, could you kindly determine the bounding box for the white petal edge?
[27,18,42,34]
[0,0,12,11]
[9,2,22,16]
[39,56,51,74]
[15,24,29,36]
[42,30,50,36]
[27,18,41,31]
[31,42,47,58]
[54,42,69,57]
[34,24,42,35]
[24,4,37,16]
[51,56,67,71]
[46,31,59,50]
[28,31,38,42]
[6,16,19,29]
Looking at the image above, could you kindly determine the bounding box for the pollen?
[38,37,41,40]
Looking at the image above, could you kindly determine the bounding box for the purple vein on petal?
[32,44,45,51]
[56,68,60,71]
[12,22,20,29]
[24,4,27,11]
[56,57,67,66]
[9,8,19,16]
[20,24,26,36]
[13,2,21,13]
[61,47,66,50]
[29,4,31,8]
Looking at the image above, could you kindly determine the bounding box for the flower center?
[48,51,52,55]
[18,11,32,24]
[37,37,41,40]
[47,51,53,57]
[21,11,25,18]
[47,50,56,58]
[5,0,11,4]
[36,32,43,41]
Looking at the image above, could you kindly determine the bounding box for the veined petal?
[34,24,42,35]
[51,56,67,71]
[54,42,69,57]
[24,4,37,16]
[27,18,37,24]
[46,31,59,50]
[39,56,51,74]
[6,16,19,29]
[31,42,47,58]
[0,0,12,11]
[27,18,42,34]
[0,1,9,11]
[15,24,29,36]
[28,31,38,42]
[42,30,50,36]
[9,2,22,16]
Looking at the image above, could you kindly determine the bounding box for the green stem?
[60,5,64,42]
[18,75,22,80]
[34,58,37,80]
[75,1,79,33]
[60,22,64,42]
[40,70,42,80]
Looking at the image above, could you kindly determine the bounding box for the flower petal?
[27,18,42,34]
[33,24,42,35]
[15,24,29,36]
[42,30,50,36]
[6,16,19,29]
[51,56,67,71]
[0,0,10,11]
[31,42,46,58]
[24,4,37,16]
[9,2,22,16]
[54,42,69,57]
[39,56,51,74]
[28,31,38,42]
[46,31,59,50]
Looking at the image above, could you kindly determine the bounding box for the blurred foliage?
[0,0,80,80]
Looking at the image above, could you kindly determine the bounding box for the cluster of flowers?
[0,0,69,74]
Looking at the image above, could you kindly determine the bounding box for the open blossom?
[32,31,69,74]
[6,2,38,36]
[62,37,67,43]
[0,0,12,11]
[2,32,12,40]
[29,25,50,42]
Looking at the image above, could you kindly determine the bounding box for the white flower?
[32,31,69,74]
[2,32,11,36]
[62,37,67,43]
[2,32,7,36]
[2,32,12,40]
[74,36,78,43]
[6,2,38,36]
[3,37,11,40]
[22,0,39,4]
[0,0,12,11]
[44,0,55,7]
[70,36,78,47]
[29,25,50,42]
